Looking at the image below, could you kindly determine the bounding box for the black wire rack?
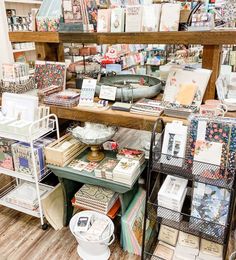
[141,118,236,260]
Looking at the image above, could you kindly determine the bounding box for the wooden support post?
[202,45,222,101]
[35,42,64,62]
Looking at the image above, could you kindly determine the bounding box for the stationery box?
[141,4,161,32]
[159,3,181,31]
[11,142,45,177]
[97,9,111,32]
[0,138,18,170]
[125,6,142,32]
[110,8,125,32]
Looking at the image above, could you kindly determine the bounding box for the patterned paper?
[34,61,66,90]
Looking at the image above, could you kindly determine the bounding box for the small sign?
[99,85,117,101]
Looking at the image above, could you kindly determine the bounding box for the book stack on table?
[74,184,119,215]
[113,148,145,186]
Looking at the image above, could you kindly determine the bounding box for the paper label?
[99,85,117,101]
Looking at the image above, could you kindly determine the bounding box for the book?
[34,61,66,90]
[159,3,181,31]
[111,102,132,111]
[130,98,164,116]
[0,138,18,170]
[3,182,49,210]
[158,224,179,246]
[12,142,45,178]
[94,157,119,179]
[141,4,161,32]
[110,8,125,32]
[113,158,140,175]
[191,182,230,226]
[97,9,111,32]
[125,6,142,32]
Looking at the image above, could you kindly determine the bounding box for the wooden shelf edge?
[8,30,236,45]
[9,32,60,43]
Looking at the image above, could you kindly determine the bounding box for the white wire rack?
[0,114,60,229]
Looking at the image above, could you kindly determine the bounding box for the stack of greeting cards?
[44,90,80,108]
[68,159,98,173]
[116,147,145,166]
[158,176,187,222]
[191,182,230,237]
[197,239,223,260]
[130,98,164,116]
[94,158,119,179]
[3,182,50,210]
[74,184,118,214]
[174,231,200,259]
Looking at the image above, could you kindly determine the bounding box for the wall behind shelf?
[0,0,14,78]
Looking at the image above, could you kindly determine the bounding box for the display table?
[48,148,147,226]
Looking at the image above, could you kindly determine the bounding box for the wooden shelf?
[12,47,35,53]
[9,30,236,45]
[5,0,42,4]
[9,32,60,43]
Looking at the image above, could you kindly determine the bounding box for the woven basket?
[0,77,36,94]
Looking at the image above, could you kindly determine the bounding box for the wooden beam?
[9,32,59,43]
[202,45,222,101]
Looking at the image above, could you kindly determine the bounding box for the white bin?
[69,210,115,260]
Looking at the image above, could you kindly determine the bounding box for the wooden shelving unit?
[9,30,236,45]
[8,30,236,101]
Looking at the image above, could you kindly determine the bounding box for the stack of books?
[174,231,200,260]
[74,184,118,214]
[130,98,164,116]
[3,182,50,211]
[158,176,188,222]
[94,158,119,179]
[113,158,141,186]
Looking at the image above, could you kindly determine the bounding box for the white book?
[110,8,125,32]
[159,3,181,31]
[113,158,140,175]
[125,5,142,32]
[141,4,161,32]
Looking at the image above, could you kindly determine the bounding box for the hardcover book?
[11,142,45,177]
[110,8,125,32]
[0,138,18,170]
[125,6,142,32]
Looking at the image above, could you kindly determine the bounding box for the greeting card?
[97,9,111,32]
[141,4,161,32]
[125,6,142,32]
[111,8,125,32]
[159,3,181,31]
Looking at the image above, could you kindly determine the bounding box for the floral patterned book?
[191,182,230,226]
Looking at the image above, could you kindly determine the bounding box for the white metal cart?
[0,114,60,229]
